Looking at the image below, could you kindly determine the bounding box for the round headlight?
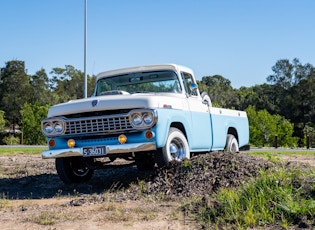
[131,113,143,126]
[54,121,64,133]
[44,123,53,133]
[143,113,153,125]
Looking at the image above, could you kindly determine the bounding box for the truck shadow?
[0,166,154,200]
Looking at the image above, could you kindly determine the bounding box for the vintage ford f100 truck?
[41,64,249,184]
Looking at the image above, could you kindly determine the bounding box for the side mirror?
[200,92,212,107]
[189,83,198,96]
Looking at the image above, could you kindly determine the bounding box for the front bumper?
[42,142,156,159]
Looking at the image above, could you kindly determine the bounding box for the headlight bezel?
[129,109,157,129]
[41,118,66,137]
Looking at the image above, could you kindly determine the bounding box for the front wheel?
[155,127,190,167]
[55,157,94,184]
[225,134,239,153]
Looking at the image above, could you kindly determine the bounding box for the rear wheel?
[155,127,190,167]
[225,134,239,153]
[55,157,94,184]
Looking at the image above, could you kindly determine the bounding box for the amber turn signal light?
[67,139,76,148]
[118,134,127,144]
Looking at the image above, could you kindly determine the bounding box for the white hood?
[47,93,187,117]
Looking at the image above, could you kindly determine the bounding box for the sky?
[1,0,315,89]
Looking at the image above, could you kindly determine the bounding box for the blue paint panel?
[189,110,212,150]
[210,112,249,149]
[49,108,248,154]
[209,113,227,149]
[155,108,212,151]
[49,131,156,150]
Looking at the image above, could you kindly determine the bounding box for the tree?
[246,106,297,147]
[50,65,96,103]
[21,103,49,145]
[267,58,315,146]
[200,75,237,108]
[0,60,30,129]
[267,58,312,90]
[29,68,52,105]
[0,110,5,131]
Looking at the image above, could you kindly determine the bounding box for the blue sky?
[1,0,315,88]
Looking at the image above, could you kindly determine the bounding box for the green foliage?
[50,65,96,103]
[21,103,49,145]
[0,147,46,156]
[246,105,297,147]
[199,75,238,108]
[0,60,30,127]
[0,60,97,145]
[0,110,5,131]
[303,123,315,148]
[194,166,315,229]
[3,135,20,145]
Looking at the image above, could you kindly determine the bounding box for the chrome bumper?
[42,142,156,159]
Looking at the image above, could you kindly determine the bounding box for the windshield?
[95,70,181,96]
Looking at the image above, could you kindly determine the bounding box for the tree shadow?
[0,166,154,200]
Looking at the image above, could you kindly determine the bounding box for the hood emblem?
[92,100,99,107]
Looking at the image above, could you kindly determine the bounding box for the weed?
[0,198,9,209]
[32,212,58,225]
[265,154,281,163]
[191,164,315,229]
[137,179,147,192]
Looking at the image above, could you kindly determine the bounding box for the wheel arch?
[227,127,238,143]
[170,122,188,140]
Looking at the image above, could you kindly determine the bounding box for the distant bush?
[246,105,298,147]
[3,135,20,145]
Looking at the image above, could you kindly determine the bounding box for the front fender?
[154,108,192,148]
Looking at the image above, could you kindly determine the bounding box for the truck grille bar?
[65,115,133,135]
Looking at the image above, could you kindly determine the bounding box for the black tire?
[135,152,155,171]
[155,127,190,167]
[55,157,94,184]
[225,134,239,153]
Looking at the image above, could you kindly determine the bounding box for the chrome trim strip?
[42,142,156,159]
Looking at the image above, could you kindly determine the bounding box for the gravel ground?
[0,151,314,229]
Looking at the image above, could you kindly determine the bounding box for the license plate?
[83,146,106,157]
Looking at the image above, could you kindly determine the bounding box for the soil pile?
[66,152,272,204]
[130,152,272,199]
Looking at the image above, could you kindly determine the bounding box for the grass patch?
[250,150,315,155]
[0,147,46,156]
[0,198,9,209]
[99,202,158,222]
[187,164,315,229]
[32,212,58,225]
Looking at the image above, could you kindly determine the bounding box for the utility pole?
[84,0,88,98]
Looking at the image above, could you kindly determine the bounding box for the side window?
[181,72,198,96]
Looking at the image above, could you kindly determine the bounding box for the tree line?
[0,59,314,147]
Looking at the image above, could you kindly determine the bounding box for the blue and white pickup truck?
[41,64,249,184]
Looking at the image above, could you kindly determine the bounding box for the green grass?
[0,147,47,156]
[189,164,315,229]
[250,150,315,155]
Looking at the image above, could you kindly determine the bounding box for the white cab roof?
[96,64,194,80]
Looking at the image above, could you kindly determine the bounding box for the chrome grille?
[65,115,133,135]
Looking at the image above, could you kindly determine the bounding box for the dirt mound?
[138,152,271,198]
[67,152,271,204]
